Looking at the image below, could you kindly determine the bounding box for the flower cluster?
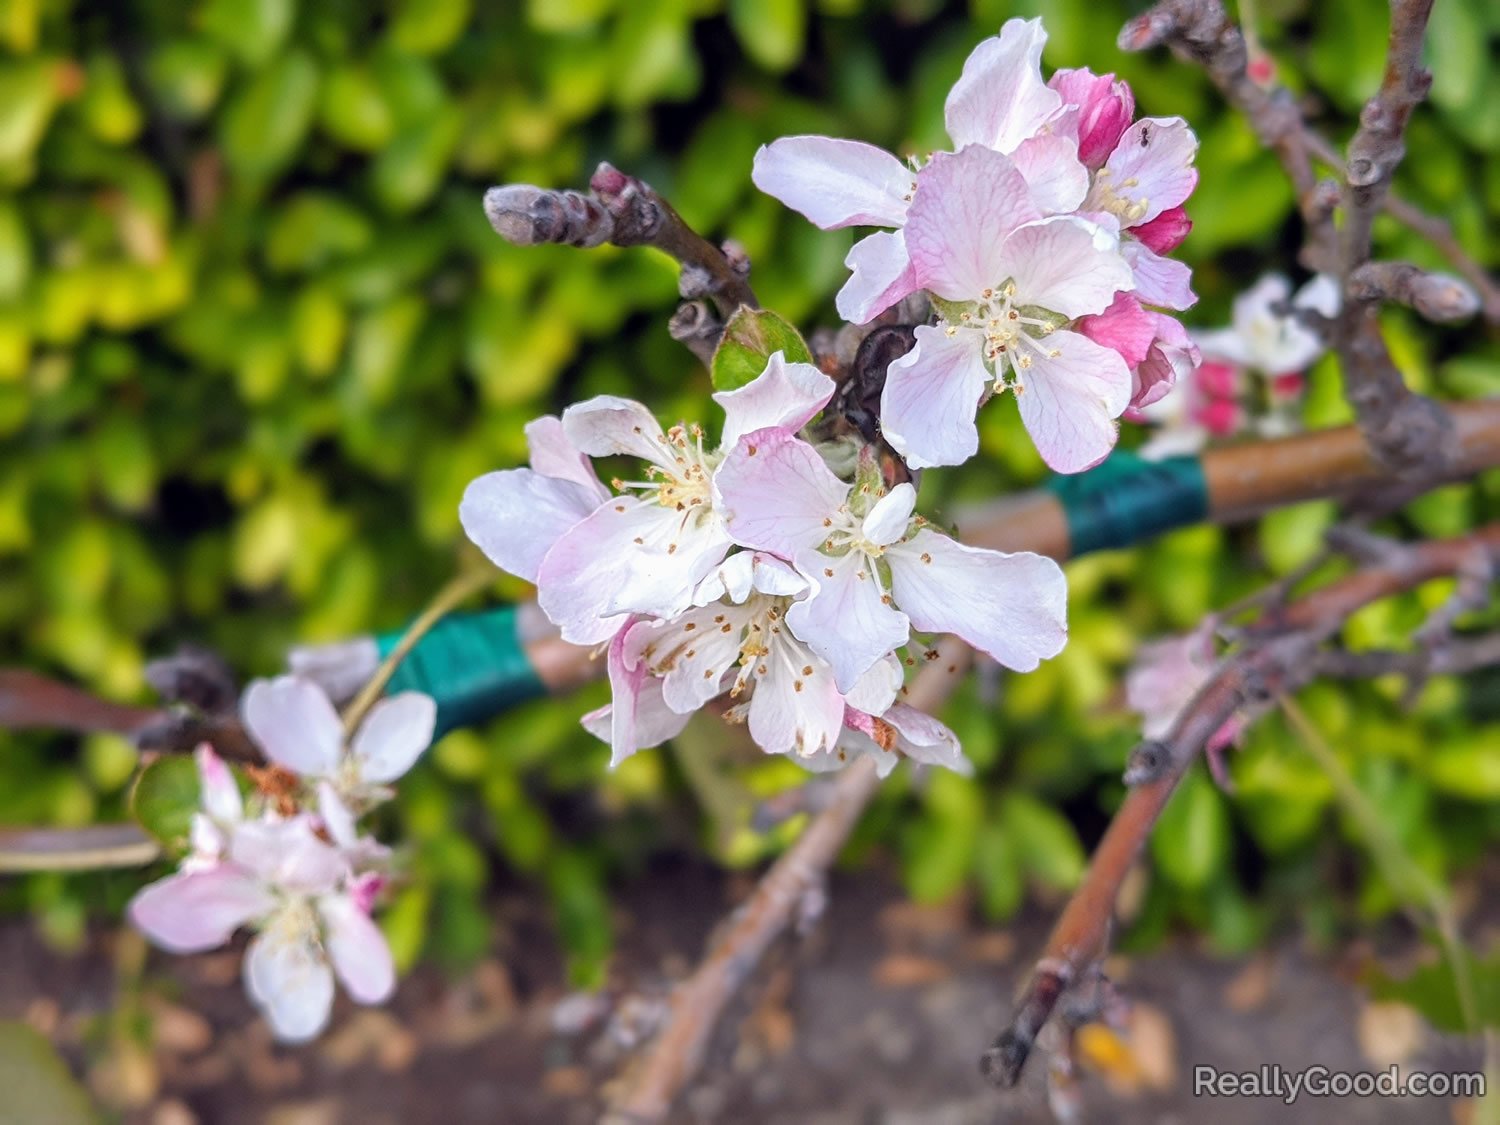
[129,678,436,1041]
[753,17,1199,474]
[461,352,1068,776]
[1138,273,1338,458]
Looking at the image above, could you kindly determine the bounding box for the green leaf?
[219,50,319,182]
[729,0,807,71]
[547,850,612,989]
[709,307,812,392]
[200,0,296,67]
[1151,769,1230,889]
[998,791,1087,892]
[1365,950,1500,1033]
[1425,732,1500,801]
[128,755,201,859]
[0,1022,98,1125]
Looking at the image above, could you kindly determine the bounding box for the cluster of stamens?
[947,282,1064,388]
[611,422,718,517]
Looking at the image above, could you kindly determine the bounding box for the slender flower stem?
[340,563,499,737]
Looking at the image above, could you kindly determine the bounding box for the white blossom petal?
[245,928,336,1043]
[460,468,604,584]
[751,135,915,229]
[881,325,991,470]
[906,146,1040,300]
[637,605,751,715]
[884,704,969,774]
[524,415,609,503]
[1015,328,1132,473]
[999,215,1133,320]
[1122,239,1197,310]
[861,483,916,547]
[836,230,920,325]
[887,531,1067,672]
[229,818,346,894]
[944,18,1064,153]
[1010,132,1089,213]
[747,634,844,756]
[196,745,242,825]
[716,429,849,558]
[787,549,909,693]
[561,396,671,465]
[1097,116,1198,226]
[845,652,903,716]
[713,351,836,450]
[350,692,435,785]
[129,868,273,953]
[319,894,396,1005]
[241,676,345,778]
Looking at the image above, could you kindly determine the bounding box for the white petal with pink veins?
[944,18,1063,153]
[1010,132,1090,213]
[245,928,336,1043]
[836,230,920,325]
[1015,329,1132,473]
[717,429,849,558]
[638,605,751,715]
[887,530,1067,672]
[585,624,695,766]
[787,549,909,693]
[351,691,435,784]
[460,468,604,584]
[883,704,969,774]
[751,135,915,230]
[129,867,273,953]
[524,415,609,504]
[881,325,992,470]
[713,351,835,450]
[241,676,344,778]
[999,215,1133,320]
[906,146,1040,300]
[320,894,396,1005]
[230,818,346,894]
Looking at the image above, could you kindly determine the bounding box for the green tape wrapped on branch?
[1046,452,1209,556]
[375,605,545,737]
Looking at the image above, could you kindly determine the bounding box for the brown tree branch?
[483,162,758,344]
[981,521,1500,1088]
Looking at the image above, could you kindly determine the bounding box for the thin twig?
[982,522,1500,1088]
[341,563,498,736]
[0,824,159,872]
[605,641,974,1123]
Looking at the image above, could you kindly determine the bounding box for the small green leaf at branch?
[710,307,812,392]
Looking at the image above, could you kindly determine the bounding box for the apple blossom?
[461,352,836,646]
[716,428,1068,692]
[241,674,436,808]
[1126,628,1246,788]
[880,144,1136,472]
[130,815,395,1042]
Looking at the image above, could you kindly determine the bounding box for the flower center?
[615,423,719,513]
[942,284,1066,389]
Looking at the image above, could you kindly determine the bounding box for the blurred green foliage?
[2,0,1500,997]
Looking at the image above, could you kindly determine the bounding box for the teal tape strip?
[1045,451,1209,556]
[376,605,546,737]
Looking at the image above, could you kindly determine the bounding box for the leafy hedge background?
[3,0,1499,993]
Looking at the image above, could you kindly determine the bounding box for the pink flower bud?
[1049,67,1135,169]
[1270,372,1306,400]
[1195,360,1241,400]
[1132,205,1192,254]
[1195,396,1243,436]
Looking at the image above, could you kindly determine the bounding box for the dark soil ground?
[0,862,1491,1125]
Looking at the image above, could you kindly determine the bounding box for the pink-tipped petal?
[1075,292,1157,368]
[320,894,396,1004]
[460,469,605,585]
[1122,239,1197,310]
[836,230,921,325]
[716,429,849,558]
[944,17,1064,153]
[195,745,242,824]
[881,325,991,470]
[887,533,1068,672]
[787,549,910,694]
[129,868,273,953]
[885,704,969,774]
[751,136,915,230]
[906,146,1040,300]
[1016,329,1133,473]
[1133,205,1192,254]
[999,215,1134,320]
[241,676,345,779]
[1049,67,1135,169]
[351,691,435,784]
[714,351,836,450]
[244,929,335,1043]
